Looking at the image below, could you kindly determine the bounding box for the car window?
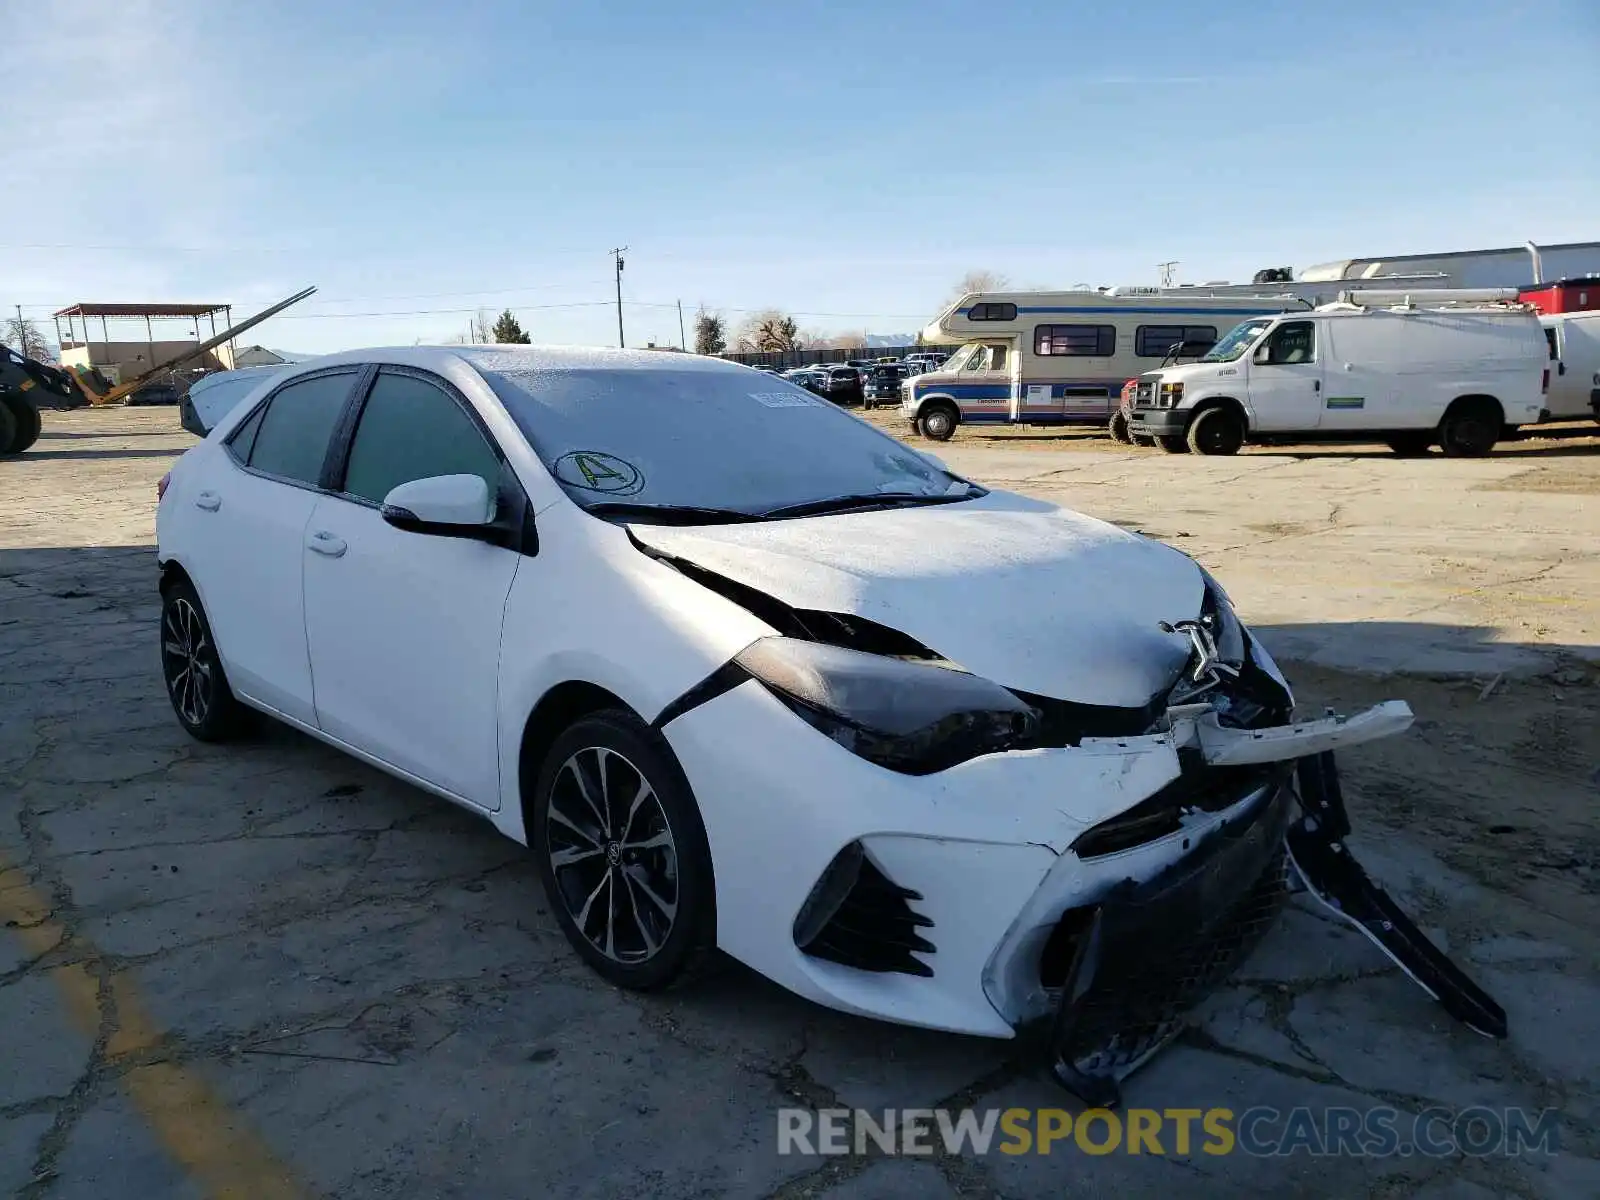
[341,370,501,506]
[245,372,355,484]
[225,402,267,464]
[1263,321,1316,365]
[481,366,962,515]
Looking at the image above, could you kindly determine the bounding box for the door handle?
[195,491,221,512]
[1313,380,1321,392]
[306,531,347,558]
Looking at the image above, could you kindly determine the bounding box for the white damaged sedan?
[155,347,1505,1102]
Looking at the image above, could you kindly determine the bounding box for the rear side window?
[224,404,266,463]
[340,370,501,506]
[1135,325,1219,357]
[968,302,1017,322]
[245,372,356,485]
[1035,324,1116,356]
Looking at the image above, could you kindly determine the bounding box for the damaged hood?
[630,490,1205,706]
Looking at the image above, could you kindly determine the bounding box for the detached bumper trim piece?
[1287,752,1508,1040]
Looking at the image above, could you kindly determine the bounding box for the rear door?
[1245,320,1326,432]
[179,368,365,724]
[300,366,526,810]
[1542,318,1594,419]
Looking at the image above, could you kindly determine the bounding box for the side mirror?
[381,474,496,539]
[1253,343,1272,365]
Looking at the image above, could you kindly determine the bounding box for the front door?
[1246,320,1326,433]
[301,367,523,810]
[182,368,363,725]
[956,343,1011,424]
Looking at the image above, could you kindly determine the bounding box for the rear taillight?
[1542,368,1550,393]
[157,472,171,502]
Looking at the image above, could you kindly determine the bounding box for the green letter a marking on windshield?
[575,453,627,489]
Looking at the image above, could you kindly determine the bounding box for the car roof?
[189,364,288,391]
[282,344,750,377]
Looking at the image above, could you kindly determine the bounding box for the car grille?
[798,854,935,977]
[1046,783,1292,1082]
[1134,381,1155,407]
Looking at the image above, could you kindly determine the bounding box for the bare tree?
[734,309,804,353]
[470,308,495,344]
[949,270,1010,301]
[2,315,51,361]
[693,307,726,356]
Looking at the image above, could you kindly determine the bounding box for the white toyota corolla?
[156,346,1504,1102]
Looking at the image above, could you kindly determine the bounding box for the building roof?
[53,302,230,319]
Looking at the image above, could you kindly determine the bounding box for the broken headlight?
[734,637,1040,775]
[1199,571,1246,668]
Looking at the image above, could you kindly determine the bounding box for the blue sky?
[5,0,1596,353]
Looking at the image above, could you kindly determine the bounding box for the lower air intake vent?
[795,845,935,977]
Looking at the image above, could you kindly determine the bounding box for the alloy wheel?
[161,597,213,727]
[546,746,679,964]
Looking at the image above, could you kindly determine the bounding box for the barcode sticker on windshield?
[751,391,814,408]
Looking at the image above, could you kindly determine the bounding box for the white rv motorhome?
[902,290,1310,440]
[1126,299,1549,457]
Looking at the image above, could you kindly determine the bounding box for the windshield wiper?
[761,487,983,520]
[582,502,760,525]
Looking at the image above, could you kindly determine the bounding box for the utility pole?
[1158,261,1180,287]
[677,300,686,351]
[610,247,628,348]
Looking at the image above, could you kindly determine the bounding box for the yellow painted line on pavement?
[0,862,304,1199]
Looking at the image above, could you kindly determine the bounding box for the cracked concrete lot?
[3,407,1599,1199]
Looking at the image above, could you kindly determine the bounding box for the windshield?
[940,344,978,372]
[1199,319,1273,363]
[482,367,972,516]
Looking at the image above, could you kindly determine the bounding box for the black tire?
[1186,406,1245,456]
[1438,398,1502,458]
[919,404,958,442]
[1108,409,1133,445]
[1156,435,1189,454]
[532,709,716,991]
[0,398,17,457]
[1386,433,1432,457]
[1132,433,1156,447]
[159,578,250,741]
[4,397,42,454]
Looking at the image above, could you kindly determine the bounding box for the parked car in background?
[180,365,293,436]
[1109,339,1217,445]
[783,368,827,395]
[818,365,864,405]
[864,362,907,410]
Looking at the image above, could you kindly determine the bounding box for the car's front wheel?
[160,578,250,741]
[532,710,716,991]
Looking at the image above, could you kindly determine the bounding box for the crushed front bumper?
[1043,752,1508,1107]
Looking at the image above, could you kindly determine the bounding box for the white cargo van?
[1539,311,1600,423]
[1126,302,1549,456]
